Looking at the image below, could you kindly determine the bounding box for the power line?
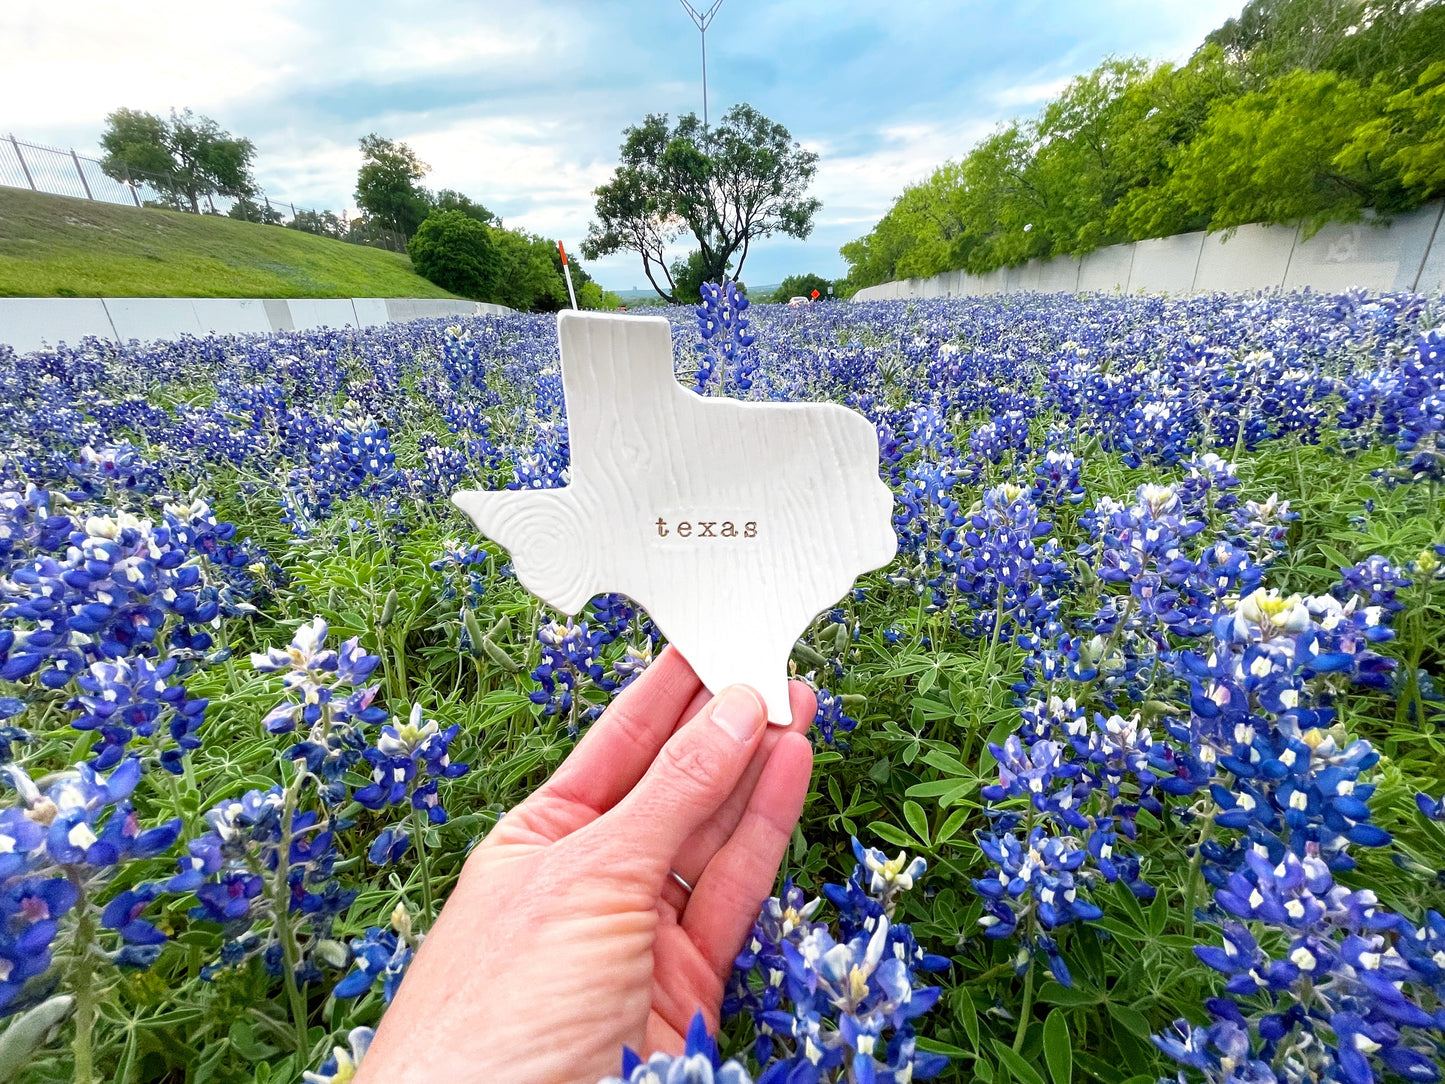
[677,0,725,128]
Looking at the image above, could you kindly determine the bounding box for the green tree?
[1337,60,1445,205]
[1108,46,1247,238]
[486,229,569,311]
[99,108,257,214]
[407,210,498,299]
[772,273,833,302]
[1130,68,1390,234]
[355,135,434,239]
[287,209,346,239]
[668,250,720,304]
[227,197,284,225]
[435,189,497,225]
[584,104,820,302]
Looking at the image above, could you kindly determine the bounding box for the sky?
[2,0,1245,292]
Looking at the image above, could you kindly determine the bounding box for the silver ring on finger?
[668,869,694,894]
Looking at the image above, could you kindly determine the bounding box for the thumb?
[576,684,769,884]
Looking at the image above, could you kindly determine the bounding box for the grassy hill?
[0,187,459,299]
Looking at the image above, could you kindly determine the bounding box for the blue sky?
[3,0,1242,291]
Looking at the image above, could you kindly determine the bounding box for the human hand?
[355,646,817,1084]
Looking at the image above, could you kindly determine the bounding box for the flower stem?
[70,887,95,1084]
[413,807,434,923]
[1185,817,1212,939]
[1012,958,1035,1053]
[272,771,311,1059]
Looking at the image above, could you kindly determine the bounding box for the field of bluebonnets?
[1,285,1445,1084]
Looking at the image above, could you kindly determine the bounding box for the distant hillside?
[0,187,460,299]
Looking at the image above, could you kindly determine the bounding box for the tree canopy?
[840,0,1445,295]
[583,104,821,302]
[99,109,257,214]
[355,135,433,239]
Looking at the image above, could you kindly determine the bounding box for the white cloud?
[991,78,1072,109]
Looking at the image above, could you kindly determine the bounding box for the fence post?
[290,202,297,219]
[120,164,141,207]
[70,149,94,200]
[9,135,36,190]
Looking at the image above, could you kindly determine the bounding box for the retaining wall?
[0,297,513,356]
[852,202,1445,302]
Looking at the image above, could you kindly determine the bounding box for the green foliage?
[406,211,498,301]
[772,272,833,302]
[354,135,433,239]
[1132,68,1393,235]
[99,108,257,214]
[434,189,497,225]
[841,0,1445,289]
[405,211,584,312]
[584,104,820,302]
[1338,60,1445,204]
[486,228,568,312]
[286,209,347,240]
[227,198,284,226]
[668,250,715,305]
[0,186,459,299]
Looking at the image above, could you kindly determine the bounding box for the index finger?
[525,644,703,823]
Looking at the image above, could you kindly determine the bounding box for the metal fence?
[0,134,407,252]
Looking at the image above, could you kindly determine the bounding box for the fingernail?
[710,685,765,743]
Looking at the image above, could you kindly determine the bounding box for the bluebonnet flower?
[725,838,947,1083]
[531,618,613,733]
[69,655,207,773]
[354,703,469,864]
[334,903,418,1003]
[1170,848,1445,1084]
[1231,494,1298,565]
[973,824,1103,985]
[0,759,181,1008]
[303,1026,375,1084]
[694,282,756,396]
[1031,450,1086,507]
[943,482,1067,637]
[600,1011,754,1084]
[430,537,489,606]
[812,687,859,747]
[167,777,353,983]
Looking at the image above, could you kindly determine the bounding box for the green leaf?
[0,996,74,1083]
[903,800,931,846]
[1114,882,1149,930]
[991,1038,1046,1084]
[916,1036,972,1057]
[1036,981,1101,1007]
[935,807,970,844]
[954,987,981,1049]
[865,820,918,850]
[1316,542,1352,570]
[1148,885,1169,937]
[1043,1009,1072,1084]
[922,749,973,776]
[1094,917,1149,941]
[1107,1002,1153,1041]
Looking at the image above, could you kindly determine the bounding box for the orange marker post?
[558,241,579,310]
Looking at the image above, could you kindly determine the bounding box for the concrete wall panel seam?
[1413,203,1445,293]
[1278,225,1302,291]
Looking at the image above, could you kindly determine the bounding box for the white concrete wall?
[0,296,516,355]
[1194,224,1297,294]
[1078,244,1134,293]
[851,201,1445,302]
